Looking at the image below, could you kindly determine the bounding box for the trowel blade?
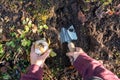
[60,27,71,43]
[60,25,78,43]
[67,25,78,40]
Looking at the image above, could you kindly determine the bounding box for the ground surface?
[0,0,120,80]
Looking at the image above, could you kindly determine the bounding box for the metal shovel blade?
[60,25,78,43]
[67,25,78,40]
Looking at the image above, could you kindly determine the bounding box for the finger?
[75,47,82,52]
[41,49,51,59]
[76,47,85,53]
[76,47,83,52]
[66,52,74,57]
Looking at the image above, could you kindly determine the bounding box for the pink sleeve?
[20,64,43,80]
[73,53,120,80]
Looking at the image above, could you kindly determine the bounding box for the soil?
[0,0,120,80]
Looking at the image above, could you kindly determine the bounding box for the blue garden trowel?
[60,25,78,52]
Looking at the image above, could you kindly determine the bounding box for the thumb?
[66,52,74,57]
[76,47,82,52]
[41,49,51,59]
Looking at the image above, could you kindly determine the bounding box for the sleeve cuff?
[27,64,43,79]
[73,53,94,75]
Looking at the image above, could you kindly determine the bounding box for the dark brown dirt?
[47,0,120,79]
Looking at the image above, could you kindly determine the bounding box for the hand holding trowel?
[60,25,78,64]
[60,25,78,52]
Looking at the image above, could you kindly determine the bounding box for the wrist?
[31,62,43,68]
[73,52,81,61]
[35,61,44,68]
[31,63,43,68]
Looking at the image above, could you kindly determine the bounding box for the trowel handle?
[68,42,75,52]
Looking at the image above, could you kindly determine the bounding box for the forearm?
[20,64,43,80]
[73,53,120,80]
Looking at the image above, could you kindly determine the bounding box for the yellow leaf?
[41,15,48,23]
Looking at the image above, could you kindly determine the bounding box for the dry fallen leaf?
[106,9,114,16]
[0,27,2,34]
[17,29,22,34]
[2,35,8,41]
[32,24,37,33]
[78,10,86,23]
[68,65,74,69]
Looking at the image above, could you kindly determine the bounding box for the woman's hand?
[30,44,51,68]
[66,47,85,64]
